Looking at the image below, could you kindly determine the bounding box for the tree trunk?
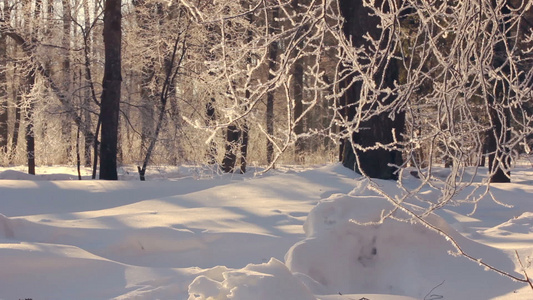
[487,2,512,183]
[82,0,95,167]
[291,0,305,164]
[139,62,155,160]
[293,57,304,162]
[206,99,217,164]
[339,0,404,180]
[99,0,122,180]
[222,124,240,173]
[61,0,72,163]
[0,19,7,154]
[266,6,279,165]
[137,32,186,181]
[486,88,511,182]
[239,122,249,173]
[11,78,21,163]
[24,69,36,175]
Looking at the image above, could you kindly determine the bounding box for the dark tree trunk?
[292,0,305,163]
[266,6,279,165]
[222,5,252,173]
[292,44,304,162]
[25,118,35,175]
[99,0,122,180]
[486,87,511,182]
[222,124,240,173]
[293,58,304,162]
[238,8,253,173]
[24,69,36,175]
[339,0,404,180]
[487,2,511,183]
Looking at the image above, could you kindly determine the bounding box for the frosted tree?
[337,0,405,180]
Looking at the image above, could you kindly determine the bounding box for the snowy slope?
[0,164,531,299]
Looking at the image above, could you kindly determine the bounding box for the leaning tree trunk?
[99,0,122,180]
[137,31,186,181]
[339,0,405,180]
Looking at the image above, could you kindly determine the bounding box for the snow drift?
[0,164,531,299]
[285,184,527,299]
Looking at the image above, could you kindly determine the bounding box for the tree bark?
[266,6,279,165]
[99,0,122,180]
[293,57,304,162]
[487,2,512,183]
[339,0,404,180]
[24,69,36,175]
[239,123,249,174]
[222,124,240,173]
[291,0,305,163]
[0,16,7,154]
[61,0,73,163]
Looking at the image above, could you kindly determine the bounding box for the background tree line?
[0,0,531,187]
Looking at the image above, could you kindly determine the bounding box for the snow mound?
[188,258,315,300]
[485,212,533,235]
[285,191,524,299]
[0,213,15,238]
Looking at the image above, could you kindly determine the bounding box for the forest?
[0,0,532,183]
[1,1,533,298]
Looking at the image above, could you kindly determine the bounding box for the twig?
[515,250,533,290]
[368,183,533,286]
[424,280,445,300]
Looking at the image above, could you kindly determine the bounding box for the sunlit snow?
[0,164,531,299]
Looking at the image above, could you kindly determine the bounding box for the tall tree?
[221,3,253,173]
[338,0,404,180]
[61,0,73,163]
[291,0,305,163]
[265,5,279,165]
[82,0,94,167]
[24,0,43,175]
[99,0,122,180]
[0,0,8,155]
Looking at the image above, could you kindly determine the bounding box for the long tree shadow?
[0,177,236,217]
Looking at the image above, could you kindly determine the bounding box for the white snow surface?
[0,164,532,300]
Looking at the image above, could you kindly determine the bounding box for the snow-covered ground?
[0,163,531,299]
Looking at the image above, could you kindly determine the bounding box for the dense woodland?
[0,0,532,184]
